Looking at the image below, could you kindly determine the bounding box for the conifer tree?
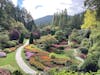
[19,33,24,43]
[29,33,34,44]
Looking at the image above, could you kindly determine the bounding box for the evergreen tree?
[59,9,68,30]
[19,33,24,43]
[52,13,59,26]
[71,14,83,29]
[29,33,34,44]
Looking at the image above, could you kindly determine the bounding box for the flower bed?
[24,45,74,70]
[35,52,49,56]
[24,45,33,50]
[25,52,34,59]
[9,47,16,52]
[24,45,43,53]
[43,62,56,67]
[37,55,52,63]
[29,57,46,70]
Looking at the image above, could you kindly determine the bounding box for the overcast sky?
[11,0,85,19]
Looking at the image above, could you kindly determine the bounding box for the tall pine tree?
[19,33,24,43]
[29,33,34,44]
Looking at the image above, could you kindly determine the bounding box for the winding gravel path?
[15,40,37,75]
[74,49,84,67]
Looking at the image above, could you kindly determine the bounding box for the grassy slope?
[0,40,28,74]
[0,52,19,69]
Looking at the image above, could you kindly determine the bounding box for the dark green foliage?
[19,33,24,44]
[4,41,17,48]
[79,47,88,55]
[52,13,59,26]
[52,9,68,30]
[50,30,55,35]
[71,13,84,29]
[0,40,17,49]
[69,29,84,44]
[89,24,100,52]
[0,33,9,49]
[84,29,91,38]
[98,57,100,68]
[69,64,78,71]
[52,10,84,31]
[81,58,99,72]
[81,38,90,48]
[13,70,23,75]
[81,53,100,72]
[0,0,36,32]
[55,30,66,42]
[59,9,68,30]
[0,0,37,49]
[27,20,36,32]
[29,33,34,44]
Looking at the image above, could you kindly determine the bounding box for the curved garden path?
[74,49,84,67]
[15,40,37,75]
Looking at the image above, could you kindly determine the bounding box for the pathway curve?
[15,40,37,75]
[74,49,84,67]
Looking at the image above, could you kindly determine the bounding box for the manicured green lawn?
[0,52,19,70]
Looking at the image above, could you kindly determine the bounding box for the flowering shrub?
[36,35,58,50]
[9,29,20,40]
[9,47,16,52]
[25,52,34,59]
[24,45,41,53]
[37,35,57,44]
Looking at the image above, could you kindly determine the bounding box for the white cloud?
[22,0,73,19]
[10,0,85,19]
[10,0,17,7]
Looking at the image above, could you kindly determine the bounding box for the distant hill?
[34,15,53,25]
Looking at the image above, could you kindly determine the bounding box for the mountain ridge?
[34,15,53,25]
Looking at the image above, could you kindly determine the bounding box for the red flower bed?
[39,55,52,62]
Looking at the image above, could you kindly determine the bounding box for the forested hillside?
[0,0,37,49]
